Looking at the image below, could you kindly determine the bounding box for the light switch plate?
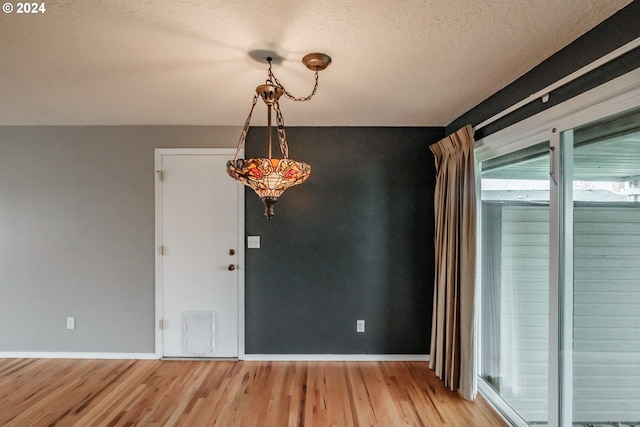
[247,236,260,248]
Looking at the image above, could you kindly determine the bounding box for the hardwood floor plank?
[0,359,509,427]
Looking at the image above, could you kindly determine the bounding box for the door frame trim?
[154,148,245,359]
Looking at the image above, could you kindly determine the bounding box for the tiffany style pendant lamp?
[226,52,331,219]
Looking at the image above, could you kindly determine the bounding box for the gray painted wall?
[0,125,440,355]
[0,126,239,352]
[244,127,442,354]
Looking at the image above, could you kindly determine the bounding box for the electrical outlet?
[356,319,365,333]
[66,317,75,330]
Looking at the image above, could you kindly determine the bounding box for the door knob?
[228,264,236,271]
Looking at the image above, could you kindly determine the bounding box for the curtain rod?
[474,37,640,132]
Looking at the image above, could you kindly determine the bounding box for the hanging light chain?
[233,55,322,161]
[273,101,289,158]
[267,59,320,102]
[233,94,259,161]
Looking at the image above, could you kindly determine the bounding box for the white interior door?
[156,148,243,358]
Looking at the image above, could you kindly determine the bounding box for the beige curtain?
[429,124,476,400]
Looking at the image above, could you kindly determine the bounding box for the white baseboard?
[241,354,430,362]
[0,352,160,360]
[0,353,429,362]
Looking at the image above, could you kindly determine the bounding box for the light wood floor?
[0,359,508,427]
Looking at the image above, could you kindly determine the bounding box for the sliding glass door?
[477,101,640,426]
[568,107,640,426]
[480,142,550,425]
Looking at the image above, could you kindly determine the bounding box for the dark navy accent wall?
[244,127,444,354]
[448,1,640,139]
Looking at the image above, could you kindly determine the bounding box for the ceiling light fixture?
[226,52,331,220]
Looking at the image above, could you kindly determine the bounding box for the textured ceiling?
[0,0,632,126]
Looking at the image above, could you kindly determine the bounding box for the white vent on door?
[183,311,215,356]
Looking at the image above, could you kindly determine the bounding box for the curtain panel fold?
[429,124,477,400]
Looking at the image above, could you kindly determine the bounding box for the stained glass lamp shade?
[226,156,311,219]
